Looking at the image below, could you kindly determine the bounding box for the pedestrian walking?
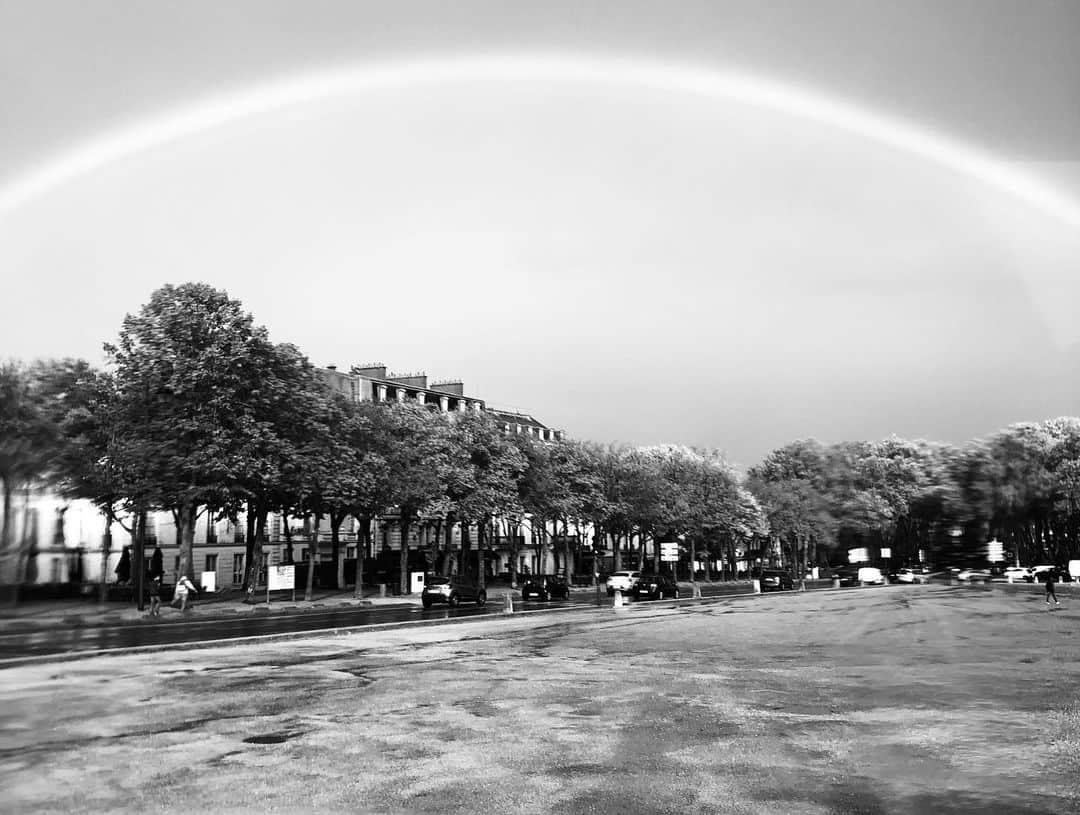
[171,574,198,612]
[147,576,162,617]
[1045,567,1060,606]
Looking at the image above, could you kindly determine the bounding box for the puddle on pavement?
[243,730,304,744]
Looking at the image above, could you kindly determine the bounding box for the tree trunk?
[304,512,320,601]
[282,513,294,563]
[444,512,455,575]
[243,498,257,593]
[254,506,268,596]
[352,515,370,599]
[329,508,343,590]
[509,518,519,589]
[246,504,266,603]
[477,517,488,591]
[134,509,146,611]
[460,519,472,579]
[561,519,573,579]
[176,501,197,581]
[10,486,32,606]
[399,514,412,596]
[535,519,546,575]
[0,478,12,584]
[99,512,112,607]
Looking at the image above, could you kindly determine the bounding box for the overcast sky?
[1,0,1078,469]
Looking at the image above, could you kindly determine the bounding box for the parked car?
[520,574,570,601]
[1002,566,1034,583]
[606,571,642,596]
[858,567,886,585]
[835,566,885,586]
[1030,566,1057,583]
[421,575,487,609]
[632,572,680,601]
[833,566,860,587]
[894,567,925,584]
[759,569,794,592]
[956,569,991,582]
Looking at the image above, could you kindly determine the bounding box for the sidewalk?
[0,586,427,633]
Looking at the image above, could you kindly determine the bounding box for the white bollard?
[1008,574,1014,584]
[613,589,624,608]
[503,593,513,614]
[752,579,761,594]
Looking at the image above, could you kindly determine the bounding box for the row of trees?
[749,421,1080,575]
[0,284,768,602]
[4,282,1080,606]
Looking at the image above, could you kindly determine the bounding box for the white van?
[857,567,885,585]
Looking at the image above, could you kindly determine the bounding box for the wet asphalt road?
[3,580,987,662]
[0,597,601,661]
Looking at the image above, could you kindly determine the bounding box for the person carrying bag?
[171,574,198,612]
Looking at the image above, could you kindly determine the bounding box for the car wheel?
[607,588,614,596]
[422,598,432,609]
[448,592,460,608]
[539,592,548,601]
[476,591,486,607]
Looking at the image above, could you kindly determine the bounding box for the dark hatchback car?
[421,575,487,609]
[832,566,860,587]
[520,574,570,601]
[759,569,794,592]
[632,573,680,601]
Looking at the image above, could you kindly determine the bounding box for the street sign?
[986,539,1004,562]
[660,542,679,553]
[848,547,868,563]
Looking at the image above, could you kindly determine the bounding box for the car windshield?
[425,577,450,586]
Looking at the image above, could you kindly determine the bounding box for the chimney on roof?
[387,372,429,389]
[431,379,464,396]
[351,364,387,379]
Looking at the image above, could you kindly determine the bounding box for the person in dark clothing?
[147,576,162,617]
[1045,568,1060,605]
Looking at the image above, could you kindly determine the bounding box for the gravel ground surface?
[1,584,1077,814]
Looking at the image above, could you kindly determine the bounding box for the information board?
[268,564,295,591]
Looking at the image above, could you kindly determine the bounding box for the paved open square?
[1,585,1078,814]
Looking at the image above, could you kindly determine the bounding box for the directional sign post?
[660,542,679,563]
